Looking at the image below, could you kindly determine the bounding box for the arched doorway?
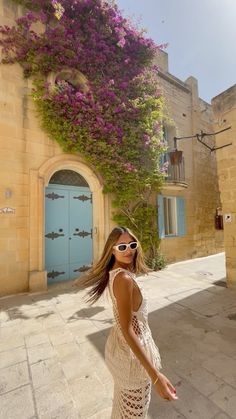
[45,169,93,284]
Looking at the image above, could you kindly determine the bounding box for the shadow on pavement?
[86,283,236,419]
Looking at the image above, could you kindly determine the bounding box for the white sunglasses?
[113,241,138,252]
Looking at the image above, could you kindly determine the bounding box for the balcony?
[162,150,188,191]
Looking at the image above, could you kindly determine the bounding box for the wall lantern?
[168,149,183,165]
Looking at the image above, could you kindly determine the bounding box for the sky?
[116,0,236,103]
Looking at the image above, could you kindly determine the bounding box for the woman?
[78,226,178,418]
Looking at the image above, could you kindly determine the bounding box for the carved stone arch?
[29,154,110,292]
[47,68,90,93]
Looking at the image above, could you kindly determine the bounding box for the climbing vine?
[0,0,167,266]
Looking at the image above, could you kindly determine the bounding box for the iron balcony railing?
[163,151,186,183]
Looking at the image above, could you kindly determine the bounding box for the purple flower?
[117,37,126,48]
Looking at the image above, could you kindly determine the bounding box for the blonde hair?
[76,226,149,304]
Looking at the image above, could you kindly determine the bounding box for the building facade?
[0,1,223,296]
[156,51,223,262]
[212,85,236,288]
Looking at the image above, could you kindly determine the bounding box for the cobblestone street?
[1,253,236,419]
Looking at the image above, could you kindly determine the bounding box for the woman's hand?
[154,372,178,401]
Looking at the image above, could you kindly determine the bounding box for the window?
[157,195,186,238]
[160,124,176,169]
[49,170,89,187]
[163,197,177,236]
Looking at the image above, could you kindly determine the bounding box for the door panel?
[45,185,93,284]
[69,189,93,280]
[45,188,69,283]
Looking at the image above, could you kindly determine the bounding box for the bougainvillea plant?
[0,0,167,266]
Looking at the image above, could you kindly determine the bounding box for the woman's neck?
[112,262,134,271]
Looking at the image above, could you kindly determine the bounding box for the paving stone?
[86,406,112,419]
[47,326,75,346]
[171,379,220,419]
[0,335,25,352]
[0,385,35,419]
[213,413,232,419]
[55,342,80,359]
[27,342,57,364]
[0,346,27,369]
[0,361,29,394]
[0,253,235,419]
[35,379,73,418]
[202,353,236,387]
[69,373,111,418]
[20,319,44,337]
[0,317,22,328]
[39,402,80,419]
[209,384,236,419]
[30,357,64,389]
[201,330,236,358]
[60,351,99,381]
[69,322,100,344]
[182,366,223,396]
[0,310,10,322]
[148,392,187,419]
[39,312,65,328]
[25,332,51,348]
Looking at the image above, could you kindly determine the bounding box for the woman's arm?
[113,272,178,401]
[113,272,158,381]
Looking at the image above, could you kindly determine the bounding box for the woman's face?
[113,232,137,266]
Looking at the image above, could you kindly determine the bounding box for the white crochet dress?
[105,268,162,418]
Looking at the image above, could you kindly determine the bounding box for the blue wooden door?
[45,184,93,284]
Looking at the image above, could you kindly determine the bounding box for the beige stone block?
[15,173,29,185]
[0,263,8,276]
[26,141,54,157]
[222,202,236,213]
[0,238,7,250]
[16,249,28,263]
[16,228,29,240]
[16,206,29,217]
[16,216,29,228]
[226,268,236,287]
[8,261,28,274]
[0,159,25,172]
[0,122,18,137]
[0,217,11,228]
[1,62,24,80]
[14,185,29,198]
[0,361,29,394]
[34,379,73,417]
[16,237,29,252]
[0,228,16,239]
[0,272,28,296]
[7,238,17,251]
[29,270,47,293]
[229,166,236,179]
[14,196,29,206]
[0,385,35,418]
[24,129,47,144]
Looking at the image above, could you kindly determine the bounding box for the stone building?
[212,85,236,288]
[156,51,223,262]
[0,1,223,296]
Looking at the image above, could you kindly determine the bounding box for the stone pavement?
[0,252,236,419]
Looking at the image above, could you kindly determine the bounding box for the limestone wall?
[0,1,109,296]
[157,52,223,262]
[0,2,224,295]
[212,85,236,287]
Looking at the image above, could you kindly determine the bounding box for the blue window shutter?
[159,153,165,166]
[177,197,186,236]
[157,195,165,238]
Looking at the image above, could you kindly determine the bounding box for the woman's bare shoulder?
[113,270,134,296]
